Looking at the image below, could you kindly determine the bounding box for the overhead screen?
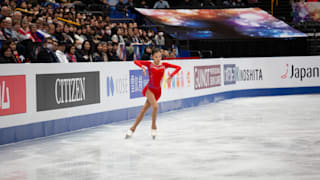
[136,8,307,40]
[293,2,320,23]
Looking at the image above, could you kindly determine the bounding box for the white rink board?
[0,56,320,130]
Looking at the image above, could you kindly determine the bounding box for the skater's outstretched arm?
[134,60,151,69]
[163,62,181,77]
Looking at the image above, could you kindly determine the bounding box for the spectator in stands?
[112,27,125,44]
[28,23,42,42]
[125,28,134,45]
[52,38,59,52]
[48,23,56,38]
[170,47,178,57]
[18,1,26,9]
[35,17,44,31]
[154,31,165,47]
[88,26,99,44]
[102,25,112,42]
[56,41,69,63]
[77,40,94,62]
[0,45,15,63]
[74,27,84,42]
[80,26,89,41]
[12,22,28,42]
[107,41,119,61]
[38,22,50,38]
[62,24,74,44]
[54,22,64,42]
[93,42,108,62]
[162,49,169,58]
[153,0,170,9]
[4,39,24,63]
[147,29,155,39]
[36,37,58,63]
[141,30,152,45]
[0,17,6,40]
[74,39,83,51]
[102,41,108,60]
[168,51,176,58]
[3,17,13,39]
[20,19,29,34]
[132,27,141,43]
[12,11,22,24]
[95,20,104,39]
[141,46,152,60]
[0,6,10,19]
[66,44,77,63]
[9,1,16,11]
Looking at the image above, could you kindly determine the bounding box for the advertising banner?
[36,72,100,111]
[280,63,320,82]
[223,64,264,86]
[129,69,149,99]
[194,65,221,90]
[0,75,26,116]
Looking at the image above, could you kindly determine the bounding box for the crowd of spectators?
[0,0,179,63]
[0,0,260,63]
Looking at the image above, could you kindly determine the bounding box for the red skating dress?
[134,60,181,101]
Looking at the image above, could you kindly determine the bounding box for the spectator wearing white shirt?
[154,31,165,47]
[111,27,125,44]
[153,0,170,9]
[56,41,69,63]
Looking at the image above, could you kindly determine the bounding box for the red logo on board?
[0,75,26,116]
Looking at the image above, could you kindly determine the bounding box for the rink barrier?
[1,86,320,145]
[1,56,320,145]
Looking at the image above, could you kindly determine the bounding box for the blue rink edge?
[1,86,320,145]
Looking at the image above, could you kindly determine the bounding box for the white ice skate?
[151,129,157,140]
[125,129,134,139]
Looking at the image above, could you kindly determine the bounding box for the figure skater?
[125,48,181,139]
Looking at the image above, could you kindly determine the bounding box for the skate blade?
[152,135,156,140]
[125,134,131,139]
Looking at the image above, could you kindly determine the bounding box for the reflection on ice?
[0,95,320,180]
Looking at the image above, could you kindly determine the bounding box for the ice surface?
[1,95,320,180]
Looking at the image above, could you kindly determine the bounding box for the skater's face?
[152,52,162,65]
